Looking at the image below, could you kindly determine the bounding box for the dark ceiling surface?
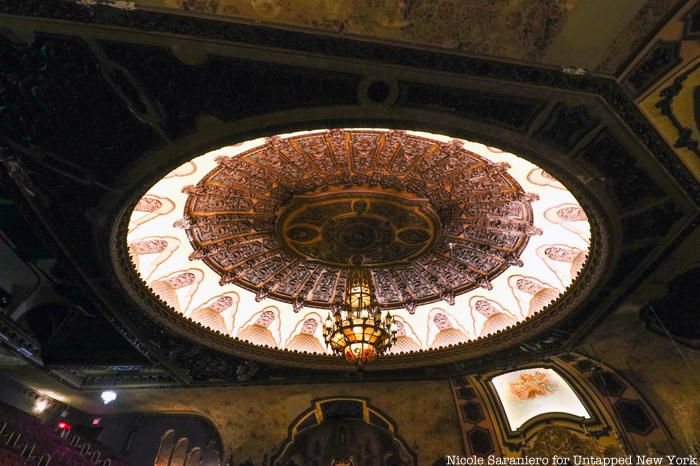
[128,0,685,73]
[0,0,697,388]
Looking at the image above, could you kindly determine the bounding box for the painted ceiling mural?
[126,128,591,355]
[122,0,681,71]
[491,367,591,430]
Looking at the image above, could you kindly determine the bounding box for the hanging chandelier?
[323,268,396,367]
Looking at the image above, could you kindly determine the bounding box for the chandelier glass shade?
[324,268,396,367]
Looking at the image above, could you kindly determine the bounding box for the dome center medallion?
[276,187,440,268]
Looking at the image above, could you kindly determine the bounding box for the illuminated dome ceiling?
[126,129,591,356]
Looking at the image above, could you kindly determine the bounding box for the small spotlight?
[33,399,49,414]
[100,390,117,405]
[92,417,101,426]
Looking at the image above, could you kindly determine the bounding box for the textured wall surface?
[116,379,462,462]
[584,311,700,455]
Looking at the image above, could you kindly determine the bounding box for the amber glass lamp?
[323,268,396,367]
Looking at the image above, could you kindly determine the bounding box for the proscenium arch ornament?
[271,398,417,466]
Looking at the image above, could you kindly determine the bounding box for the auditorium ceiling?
[128,128,591,356]
[128,0,684,72]
[0,0,697,386]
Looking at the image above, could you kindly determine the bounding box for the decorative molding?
[47,364,177,389]
[655,62,700,157]
[450,376,499,457]
[471,358,638,456]
[621,200,684,244]
[1,1,698,201]
[683,4,700,39]
[624,40,683,97]
[534,103,599,151]
[97,40,361,140]
[563,353,678,454]
[398,82,546,132]
[579,130,665,211]
[0,7,696,384]
[640,267,700,349]
[271,397,417,466]
[0,313,42,365]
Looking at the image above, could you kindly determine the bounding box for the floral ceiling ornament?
[509,371,557,400]
[127,128,591,355]
[179,129,541,310]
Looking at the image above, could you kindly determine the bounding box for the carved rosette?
[182,129,539,309]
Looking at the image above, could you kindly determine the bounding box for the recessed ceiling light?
[101,390,117,405]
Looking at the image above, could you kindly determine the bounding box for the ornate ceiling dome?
[126,129,591,357]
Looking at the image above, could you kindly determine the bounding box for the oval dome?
[125,128,592,358]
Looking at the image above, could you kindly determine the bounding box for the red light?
[57,421,72,430]
[92,417,101,425]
